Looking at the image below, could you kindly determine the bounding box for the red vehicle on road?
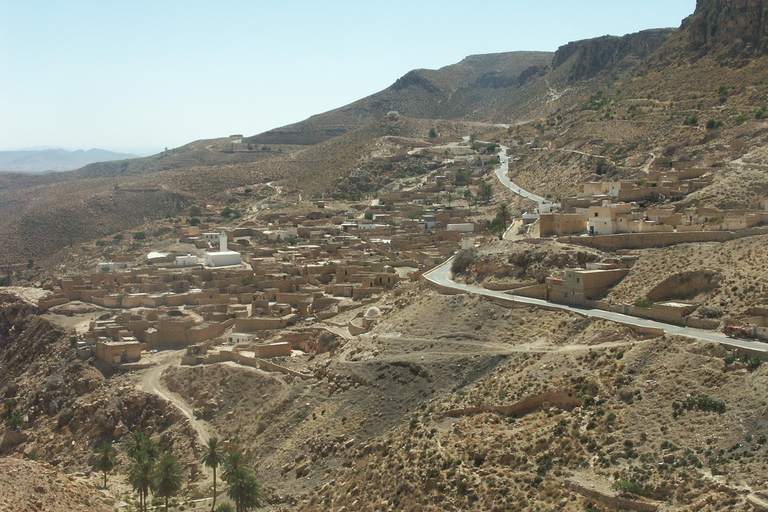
[723,324,755,338]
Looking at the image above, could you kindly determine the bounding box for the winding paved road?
[467,141,768,351]
[424,257,768,353]
[495,145,547,204]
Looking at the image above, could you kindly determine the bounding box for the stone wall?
[566,480,658,512]
[442,391,582,418]
[38,293,69,311]
[558,226,768,250]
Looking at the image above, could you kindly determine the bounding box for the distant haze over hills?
[0,148,138,174]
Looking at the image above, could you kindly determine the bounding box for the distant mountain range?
[0,148,138,174]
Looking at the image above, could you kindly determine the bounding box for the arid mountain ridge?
[0,148,138,175]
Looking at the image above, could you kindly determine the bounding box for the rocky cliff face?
[687,0,768,58]
[553,28,676,82]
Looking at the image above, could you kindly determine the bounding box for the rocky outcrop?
[553,29,676,82]
[391,70,443,95]
[687,0,768,58]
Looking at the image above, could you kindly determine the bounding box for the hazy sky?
[1,1,696,155]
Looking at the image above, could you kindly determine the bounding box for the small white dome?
[364,307,381,319]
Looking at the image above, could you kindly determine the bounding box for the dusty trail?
[135,350,214,445]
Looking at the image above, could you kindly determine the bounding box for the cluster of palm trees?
[93,434,261,512]
[202,437,261,512]
[124,432,183,512]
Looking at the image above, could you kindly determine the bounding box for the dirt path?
[135,350,214,445]
[336,333,646,365]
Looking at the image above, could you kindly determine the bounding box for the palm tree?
[153,452,183,512]
[129,451,155,512]
[128,431,158,460]
[202,437,226,511]
[222,450,243,484]
[94,442,116,489]
[226,466,261,512]
[489,218,506,239]
[496,202,511,231]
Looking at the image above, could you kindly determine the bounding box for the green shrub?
[451,250,474,275]
[674,395,726,414]
[132,232,146,240]
[741,354,763,371]
[612,480,644,496]
[683,115,698,126]
[705,119,724,129]
[634,298,652,309]
[5,411,22,431]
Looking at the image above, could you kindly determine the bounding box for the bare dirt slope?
[0,458,111,512]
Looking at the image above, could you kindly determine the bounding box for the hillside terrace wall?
[586,300,695,326]
[235,314,298,332]
[441,391,582,418]
[558,226,768,250]
[353,286,385,300]
[230,351,312,379]
[566,481,658,512]
[274,292,315,306]
[38,293,69,311]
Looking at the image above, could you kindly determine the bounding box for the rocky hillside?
[687,0,768,59]
[552,29,676,83]
[0,458,111,512]
[0,295,200,474]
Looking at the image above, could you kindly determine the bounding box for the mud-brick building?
[95,338,142,365]
[546,266,629,306]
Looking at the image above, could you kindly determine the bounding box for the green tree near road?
[154,452,183,512]
[226,466,262,512]
[94,442,116,489]
[128,431,158,460]
[495,202,511,231]
[489,218,506,239]
[202,437,227,511]
[129,451,155,512]
[222,450,243,484]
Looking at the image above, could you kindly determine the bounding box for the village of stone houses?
[34,135,768,376]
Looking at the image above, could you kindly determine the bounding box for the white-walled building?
[226,333,257,344]
[204,231,242,267]
[97,261,134,273]
[447,223,474,233]
[175,254,199,266]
